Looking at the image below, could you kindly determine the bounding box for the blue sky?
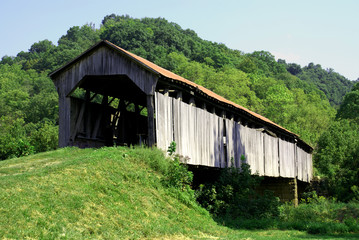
[1,0,358,80]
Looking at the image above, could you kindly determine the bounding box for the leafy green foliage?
[196,156,280,219]
[4,24,100,73]
[0,116,34,160]
[337,83,359,122]
[315,119,359,201]
[167,141,176,156]
[315,84,359,201]
[0,64,58,159]
[164,142,193,192]
[279,60,354,106]
[28,121,59,153]
[279,192,359,234]
[164,157,193,192]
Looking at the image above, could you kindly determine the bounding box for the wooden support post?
[85,90,91,138]
[89,92,98,102]
[58,95,71,147]
[164,88,169,96]
[293,177,298,207]
[71,97,87,141]
[85,90,90,101]
[147,95,155,147]
[118,99,126,145]
[102,95,108,105]
[111,100,121,131]
[108,97,115,106]
[91,95,107,139]
[135,104,140,144]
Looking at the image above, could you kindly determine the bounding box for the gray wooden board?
[264,133,279,177]
[279,138,295,178]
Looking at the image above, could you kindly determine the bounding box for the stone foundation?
[257,176,309,205]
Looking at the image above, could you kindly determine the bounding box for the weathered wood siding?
[263,133,279,177]
[156,92,224,167]
[155,92,313,182]
[279,138,295,178]
[52,46,158,96]
[52,46,159,147]
[297,147,306,181]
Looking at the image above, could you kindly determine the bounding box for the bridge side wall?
[155,92,313,182]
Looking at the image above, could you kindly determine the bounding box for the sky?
[1,0,358,80]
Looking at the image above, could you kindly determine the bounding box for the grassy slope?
[0,147,356,239]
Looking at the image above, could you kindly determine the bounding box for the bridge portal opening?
[68,74,149,148]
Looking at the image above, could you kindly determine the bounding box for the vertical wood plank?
[263,133,279,177]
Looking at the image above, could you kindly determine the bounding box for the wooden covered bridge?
[50,40,313,202]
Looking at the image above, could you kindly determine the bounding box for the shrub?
[29,120,58,153]
[196,156,280,219]
[163,142,193,191]
[0,116,34,160]
[279,193,359,234]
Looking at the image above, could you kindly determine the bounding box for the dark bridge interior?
[69,74,149,148]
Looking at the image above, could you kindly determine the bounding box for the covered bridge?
[50,40,313,202]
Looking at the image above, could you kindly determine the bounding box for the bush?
[196,156,280,219]
[0,116,34,160]
[0,117,58,160]
[29,120,58,153]
[163,142,193,191]
[279,192,359,234]
[164,156,193,191]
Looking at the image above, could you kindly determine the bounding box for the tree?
[0,116,34,160]
[29,40,55,54]
[336,83,359,122]
[315,119,359,201]
[286,63,302,75]
[297,63,354,106]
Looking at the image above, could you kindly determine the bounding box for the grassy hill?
[0,147,357,239]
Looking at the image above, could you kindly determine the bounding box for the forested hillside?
[0,14,356,186]
[280,61,354,106]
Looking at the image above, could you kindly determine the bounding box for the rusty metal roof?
[50,40,311,150]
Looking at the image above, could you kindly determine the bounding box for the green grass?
[0,147,358,239]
